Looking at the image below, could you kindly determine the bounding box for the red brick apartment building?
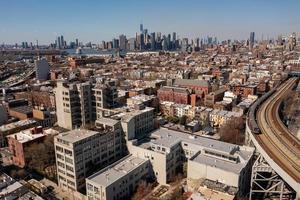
[157,86,191,105]
[7,127,45,168]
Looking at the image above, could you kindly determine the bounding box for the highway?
[255,77,300,192]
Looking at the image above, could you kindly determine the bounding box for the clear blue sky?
[1,0,299,44]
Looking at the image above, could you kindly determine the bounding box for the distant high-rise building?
[172,32,177,49]
[167,34,171,50]
[156,32,162,42]
[113,38,119,49]
[162,35,168,51]
[181,38,189,52]
[75,38,79,47]
[101,41,107,49]
[249,32,255,49]
[138,33,145,50]
[140,23,143,32]
[128,38,136,51]
[60,35,64,48]
[57,36,61,49]
[150,32,156,51]
[172,32,176,42]
[119,34,127,50]
[143,29,148,44]
[193,38,200,51]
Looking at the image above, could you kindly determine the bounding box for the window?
[65,157,73,164]
[56,146,63,153]
[65,149,73,156]
[66,165,74,172]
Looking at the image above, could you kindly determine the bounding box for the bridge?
[246,78,300,199]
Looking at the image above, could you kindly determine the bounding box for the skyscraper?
[181,38,189,52]
[119,34,127,50]
[128,38,136,51]
[172,32,176,42]
[60,35,64,48]
[150,32,156,51]
[57,36,61,49]
[249,32,255,49]
[167,34,171,50]
[113,38,119,49]
[138,33,145,50]
[172,32,177,49]
[75,38,79,47]
[140,23,143,32]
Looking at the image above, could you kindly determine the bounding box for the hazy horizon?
[1,0,300,44]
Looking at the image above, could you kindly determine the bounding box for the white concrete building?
[54,124,124,192]
[35,58,50,81]
[127,128,254,194]
[86,155,150,200]
[110,106,154,141]
[54,80,96,130]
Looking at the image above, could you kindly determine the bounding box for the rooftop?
[6,127,46,144]
[87,155,148,187]
[0,119,37,132]
[120,107,154,123]
[56,129,99,144]
[174,79,209,88]
[137,128,254,174]
[96,117,119,127]
[10,105,33,114]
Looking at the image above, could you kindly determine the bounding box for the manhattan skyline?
[1,0,300,44]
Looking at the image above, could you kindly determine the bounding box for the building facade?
[54,126,125,192]
[86,155,150,200]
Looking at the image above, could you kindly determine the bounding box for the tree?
[25,135,56,177]
[17,169,27,179]
[131,180,153,200]
[10,169,17,178]
[166,116,180,124]
[219,118,245,145]
[179,115,187,125]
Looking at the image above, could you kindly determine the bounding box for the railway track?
[256,77,300,183]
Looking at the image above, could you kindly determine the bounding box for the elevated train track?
[247,77,300,199]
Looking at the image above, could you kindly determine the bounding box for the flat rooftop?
[0,119,37,132]
[56,129,99,144]
[149,128,240,154]
[96,117,119,127]
[10,105,33,114]
[87,155,147,187]
[6,128,46,144]
[137,128,254,174]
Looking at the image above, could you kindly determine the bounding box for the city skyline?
[1,0,300,44]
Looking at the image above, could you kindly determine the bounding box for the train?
[247,88,276,134]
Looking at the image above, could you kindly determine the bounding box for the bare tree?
[219,118,245,145]
[131,180,153,200]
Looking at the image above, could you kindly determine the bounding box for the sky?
[0,0,300,44]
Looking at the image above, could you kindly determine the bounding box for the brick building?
[7,126,46,167]
[232,84,257,97]
[173,79,211,98]
[157,86,191,104]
